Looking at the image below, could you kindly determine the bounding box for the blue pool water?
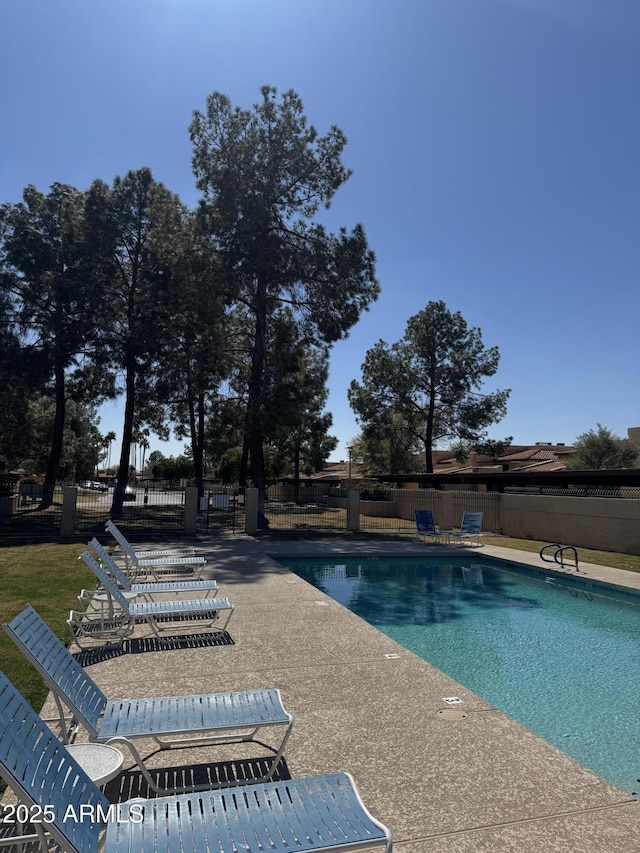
[279,555,640,793]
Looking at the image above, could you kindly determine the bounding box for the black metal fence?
[504,486,640,499]
[200,489,244,534]
[0,486,64,540]
[358,488,438,533]
[264,497,347,533]
[358,498,416,533]
[263,486,348,533]
[451,491,501,533]
[357,489,501,534]
[4,478,639,544]
[76,484,186,537]
[0,483,187,541]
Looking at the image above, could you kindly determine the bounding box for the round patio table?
[66,743,124,786]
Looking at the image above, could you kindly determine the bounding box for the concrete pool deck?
[60,535,640,851]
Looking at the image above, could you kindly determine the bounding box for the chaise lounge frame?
[89,536,219,600]
[0,666,392,852]
[4,605,291,794]
[77,550,234,640]
[106,518,205,576]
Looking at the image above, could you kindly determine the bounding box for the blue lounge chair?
[4,605,291,793]
[0,666,392,852]
[89,537,219,599]
[77,550,234,639]
[414,509,441,543]
[450,511,484,547]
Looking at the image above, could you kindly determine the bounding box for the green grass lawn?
[0,543,94,710]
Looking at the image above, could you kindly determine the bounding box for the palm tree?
[130,428,150,483]
[139,436,150,481]
[103,431,116,474]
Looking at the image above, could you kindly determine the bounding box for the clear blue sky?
[3,0,639,463]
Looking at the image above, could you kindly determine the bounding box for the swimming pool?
[278,554,640,794]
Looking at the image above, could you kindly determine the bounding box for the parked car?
[79,480,108,492]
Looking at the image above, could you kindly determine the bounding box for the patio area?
[44,534,640,851]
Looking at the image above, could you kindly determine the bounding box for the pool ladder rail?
[540,543,581,572]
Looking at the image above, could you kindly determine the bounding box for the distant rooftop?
[316,441,577,480]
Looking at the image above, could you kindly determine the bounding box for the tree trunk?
[239,433,250,489]
[111,359,136,517]
[425,371,436,474]
[293,441,301,502]
[190,388,206,502]
[424,437,433,474]
[40,360,66,509]
[245,275,268,527]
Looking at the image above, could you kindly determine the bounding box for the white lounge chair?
[106,518,204,575]
[77,550,234,639]
[89,536,219,599]
[0,666,392,852]
[4,605,291,794]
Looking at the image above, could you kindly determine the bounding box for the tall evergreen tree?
[353,411,421,476]
[349,301,510,473]
[0,278,39,470]
[90,168,186,516]
[155,211,235,497]
[0,184,105,504]
[260,311,337,486]
[567,424,638,470]
[190,86,378,525]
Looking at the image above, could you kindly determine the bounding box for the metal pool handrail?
[540,543,581,571]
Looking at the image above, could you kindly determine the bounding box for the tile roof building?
[312,442,577,481]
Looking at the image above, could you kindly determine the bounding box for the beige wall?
[266,485,326,502]
[359,499,399,517]
[628,426,640,452]
[264,484,640,555]
[375,488,640,555]
[500,493,640,555]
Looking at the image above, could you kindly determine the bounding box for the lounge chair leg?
[103,736,228,794]
[260,718,294,782]
[104,717,294,793]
